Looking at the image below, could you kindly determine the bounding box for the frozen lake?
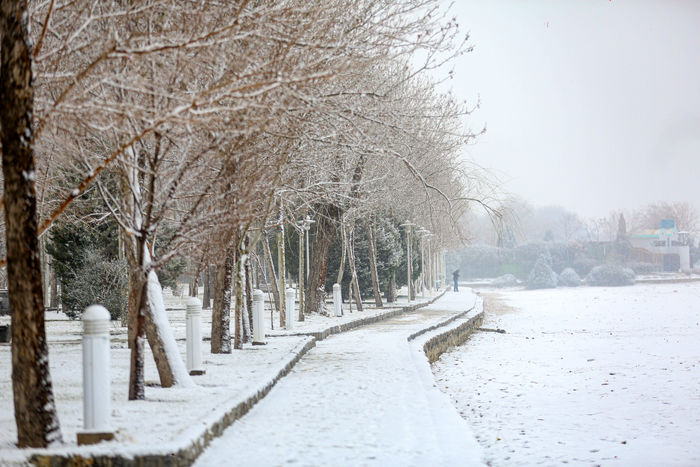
[434,282,700,466]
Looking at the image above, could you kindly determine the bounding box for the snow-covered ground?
[433,282,700,466]
[0,318,310,463]
[195,289,483,466]
[0,286,441,463]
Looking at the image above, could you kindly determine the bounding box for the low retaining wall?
[409,297,484,364]
[422,313,484,363]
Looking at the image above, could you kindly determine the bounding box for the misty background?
[443,0,700,229]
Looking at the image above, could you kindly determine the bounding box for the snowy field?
[433,282,700,466]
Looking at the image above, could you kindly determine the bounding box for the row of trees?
[1,0,490,447]
[463,198,698,247]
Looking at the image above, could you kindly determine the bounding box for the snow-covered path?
[195,290,483,466]
[434,282,700,466]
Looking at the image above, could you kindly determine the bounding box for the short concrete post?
[186,297,205,375]
[285,288,295,330]
[78,305,114,445]
[252,289,266,345]
[333,283,342,317]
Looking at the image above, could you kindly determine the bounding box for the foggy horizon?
[444,0,700,220]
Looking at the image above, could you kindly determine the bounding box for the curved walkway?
[195,290,483,466]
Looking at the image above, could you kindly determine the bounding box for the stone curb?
[635,277,700,284]
[26,291,448,467]
[406,296,476,343]
[409,297,485,364]
[278,289,448,342]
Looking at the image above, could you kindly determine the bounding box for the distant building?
[628,219,690,272]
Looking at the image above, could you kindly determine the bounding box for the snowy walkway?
[195,289,483,466]
[434,282,700,466]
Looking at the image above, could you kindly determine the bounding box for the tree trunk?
[366,221,383,308]
[305,204,340,314]
[384,269,397,303]
[211,248,234,353]
[337,220,346,284]
[143,270,193,387]
[233,249,244,349]
[190,273,199,297]
[203,265,211,309]
[128,272,147,400]
[127,244,194,396]
[127,263,139,348]
[347,228,363,311]
[40,238,49,308]
[244,252,254,340]
[276,225,286,328]
[49,261,58,309]
[262,234,281,312]
[407,230,411,300]
[1,0,63,445]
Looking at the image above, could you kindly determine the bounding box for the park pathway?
[195,290,483,466]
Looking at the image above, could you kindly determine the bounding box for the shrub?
[61,250,128,320]
[492,274,519,288]
[627,261,660,275]
[547,243,571,273]
[527,256,558,289]
[558,268,581,287]
[514,243,548,275]
[585,264,635,286]
[573,257,598,277]
[498,262,529,279]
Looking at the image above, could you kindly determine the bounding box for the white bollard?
[186,297,205,375]
[252,289,266,345]
[285,288,295,330]
[333,283,343,317]
[78,305,114,445]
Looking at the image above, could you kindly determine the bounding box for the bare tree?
[632,201,699,232]
[1,0,62,447]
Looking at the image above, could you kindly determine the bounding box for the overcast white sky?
[441,0,700,219]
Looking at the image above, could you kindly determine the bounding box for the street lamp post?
[295,215,314,319]
[416,229,427,297]
[294,222,304,321]
[417,229,431,296]
[302,215,314,281]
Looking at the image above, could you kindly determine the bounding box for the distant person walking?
[453,270,460,292]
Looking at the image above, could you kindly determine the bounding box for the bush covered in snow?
[585,264,635,286]
[627,261,661,275]
[61,250,128,320]
[558,268,581,287]
[527,257,558,289]
[572,258,599,277]
[491,274,519,288]
[450,242,591,280]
